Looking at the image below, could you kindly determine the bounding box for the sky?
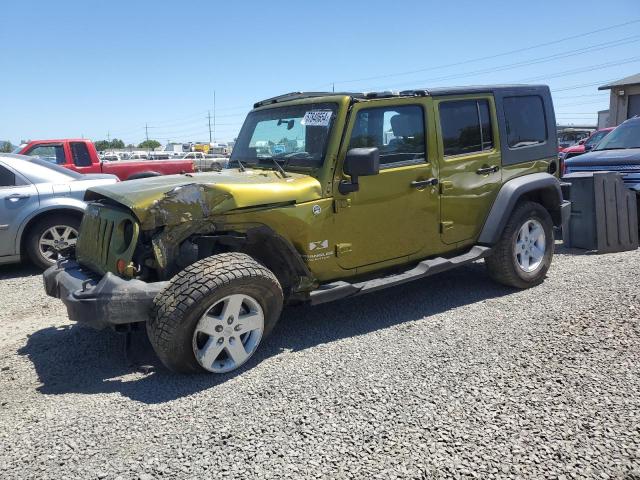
[1,0,640,146]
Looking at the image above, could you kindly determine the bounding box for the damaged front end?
[78,182,230,281]
[76,170,322,282]
[44,170,322,329]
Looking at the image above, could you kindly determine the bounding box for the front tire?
[148,253,283,374]
[485,201,554,289]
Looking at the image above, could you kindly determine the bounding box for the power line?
[323,18,640,88]
[361,36,640,92]
[518,56,640,82]
[553,93,608,99]
[551,77,620,92]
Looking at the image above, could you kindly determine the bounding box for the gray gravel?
[0,247,639,479]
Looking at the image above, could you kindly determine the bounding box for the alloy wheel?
[513,219,546,273]
[38,225,78,263]
[192,294,265,373]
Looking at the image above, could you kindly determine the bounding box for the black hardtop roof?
[253,85,550,108]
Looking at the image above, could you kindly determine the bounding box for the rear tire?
[148,253,283,374]
[26,214,80,270]
[485,201,554,289]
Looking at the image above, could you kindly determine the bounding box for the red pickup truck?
[17,139,195,180]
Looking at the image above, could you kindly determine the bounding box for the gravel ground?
[0,247,639,479]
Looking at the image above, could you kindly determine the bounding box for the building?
[599,73,640,127]
[597,110,610,129]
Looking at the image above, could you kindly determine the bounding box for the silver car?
[0,154,118,269]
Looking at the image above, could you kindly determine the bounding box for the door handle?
[476,165,499,175]
[410,178,438,189]
[7,193,30,201]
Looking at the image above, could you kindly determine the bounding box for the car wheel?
[26,214,80,270]
[485,201,554,289]
[148,253,283,374]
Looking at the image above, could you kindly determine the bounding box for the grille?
[76,204,139,275]
[566,164,640,174]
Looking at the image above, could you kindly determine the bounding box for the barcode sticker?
[301,110,333,127]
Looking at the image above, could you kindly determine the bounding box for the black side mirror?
[584,144,594,152]
[339,147,380,194]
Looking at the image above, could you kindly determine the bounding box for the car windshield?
[229,102,338,169]
[584,130,610,147]
[594,122,640,150]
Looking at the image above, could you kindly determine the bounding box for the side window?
[439,99,494,157]
[70,142,92,167]
[25,145,67,165]
[503,95,547,148]
[0,165,16,187]
[349,105,426,166]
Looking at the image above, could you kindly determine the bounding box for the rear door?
[68,142,98,174]
[0,163,39,257]
[434,95,502,245]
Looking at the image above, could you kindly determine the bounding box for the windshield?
[230,102,338,169]
[584,130,610,147]
[595,122,640,150]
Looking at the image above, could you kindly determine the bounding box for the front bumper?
[43,260,169,330]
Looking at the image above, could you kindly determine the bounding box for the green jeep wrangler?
[44,85,569,374]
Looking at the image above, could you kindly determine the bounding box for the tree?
[0,141,14,153]
[111,138,125,149]
[94,140,110,152]
[138,140,161,150]
[94,138,127,151]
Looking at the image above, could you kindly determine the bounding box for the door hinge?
[439,181,454,194]
[335,243,352,257]
[440,221,454,233]
[333,198,351,213]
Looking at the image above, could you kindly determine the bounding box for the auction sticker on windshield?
[302,110,332,127]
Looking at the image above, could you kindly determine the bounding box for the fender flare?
[478,172,564,246]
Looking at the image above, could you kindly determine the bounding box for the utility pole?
[213,91,216,144]
[107,131,110,143]
[332,82,335,92]
[145,123,149,144]
[207,111,212,143]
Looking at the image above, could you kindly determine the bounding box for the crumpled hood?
[86,169,322,229]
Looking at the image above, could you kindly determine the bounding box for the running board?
[309,245,492,305]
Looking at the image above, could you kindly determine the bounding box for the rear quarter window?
[0,164,16,187]
[503,95,547,149]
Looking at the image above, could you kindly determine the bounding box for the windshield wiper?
[229,157,246,171]
[261,157,289,178]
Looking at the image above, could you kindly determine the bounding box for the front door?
[23,143,68,166]
[435,96,502,245]
[333,99,439,270]
[0,163,39,257]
